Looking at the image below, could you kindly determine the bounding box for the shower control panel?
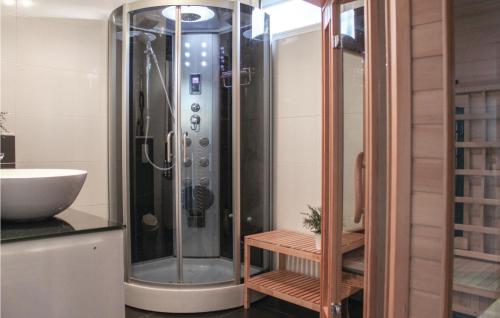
[190,74,201,95]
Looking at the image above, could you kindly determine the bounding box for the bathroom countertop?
[1,209,124,244]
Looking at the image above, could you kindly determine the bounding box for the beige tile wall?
[1,5,115,219]
[272,29,322,233]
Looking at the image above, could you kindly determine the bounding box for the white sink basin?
[0,169,87,221]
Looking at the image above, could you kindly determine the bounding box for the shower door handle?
[183,132,189,164]
[354,152,365,224]
[166,131,174,164]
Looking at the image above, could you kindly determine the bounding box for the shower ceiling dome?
[162,6,215,22]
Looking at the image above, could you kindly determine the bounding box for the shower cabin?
[108,0,271,313]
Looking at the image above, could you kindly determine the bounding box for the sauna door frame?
[320,0,388,317]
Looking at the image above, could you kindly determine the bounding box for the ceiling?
[2,0,125,20]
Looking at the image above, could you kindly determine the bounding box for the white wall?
[1,2,122,219]
[272,29,322,233]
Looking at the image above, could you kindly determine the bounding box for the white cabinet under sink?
[1,229,124,318]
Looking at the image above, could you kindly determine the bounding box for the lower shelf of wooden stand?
[246,270,363,313]
[247,270,321,312]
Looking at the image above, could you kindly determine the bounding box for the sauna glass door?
[326,0,367,316]
[452,1,500,316]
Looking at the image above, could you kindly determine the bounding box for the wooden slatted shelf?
[243,230,364,312]
[453,257,500,299]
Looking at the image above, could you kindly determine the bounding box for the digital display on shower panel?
[190,74,201,94]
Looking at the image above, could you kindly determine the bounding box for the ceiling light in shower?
[162,6,215,23]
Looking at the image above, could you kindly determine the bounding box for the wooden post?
[243,237,251,309]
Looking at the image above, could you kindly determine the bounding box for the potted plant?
[302,205,321,249]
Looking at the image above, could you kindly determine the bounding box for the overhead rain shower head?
[162,6,215,23]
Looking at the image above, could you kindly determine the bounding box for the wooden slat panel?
[412,22,443,58]
[411,225,444,262]
[413,90,444,125]
[455,196,500,206]
[412,159,444,193]
[456,141,500,148]
[409,290,442,318]
[455,169,500,177]
[412,124,444,159]
[411,0,442,26]
[412,192,445,227]
[411,257,442,295]
[455,224,500,235]
[412,57,444,92]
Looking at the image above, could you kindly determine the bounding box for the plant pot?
[314,233,321,250]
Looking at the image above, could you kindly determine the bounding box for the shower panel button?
[199,137,209,147]
[191,103,200,112]
[185,136,192,146]
[184,158,192,167]
[199,157,209,167]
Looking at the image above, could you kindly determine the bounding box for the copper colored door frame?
[320,0,389,317]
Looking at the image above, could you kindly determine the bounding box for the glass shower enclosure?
[108,0,271,313]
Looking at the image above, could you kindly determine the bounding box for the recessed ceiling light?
[162,6,215,23]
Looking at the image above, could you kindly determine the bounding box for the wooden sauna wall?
[408,0,452,317]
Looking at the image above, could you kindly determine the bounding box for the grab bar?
[354,152,365,224]
[183,132,189,164]
[166,131,174,164]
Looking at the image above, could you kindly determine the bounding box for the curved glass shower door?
[179,5,235,284]
[128,5,178,284]
[126,4,237,285]
[115,2,271,290]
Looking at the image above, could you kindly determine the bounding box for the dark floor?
[126,296,363,318]
[126,297,318,318]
